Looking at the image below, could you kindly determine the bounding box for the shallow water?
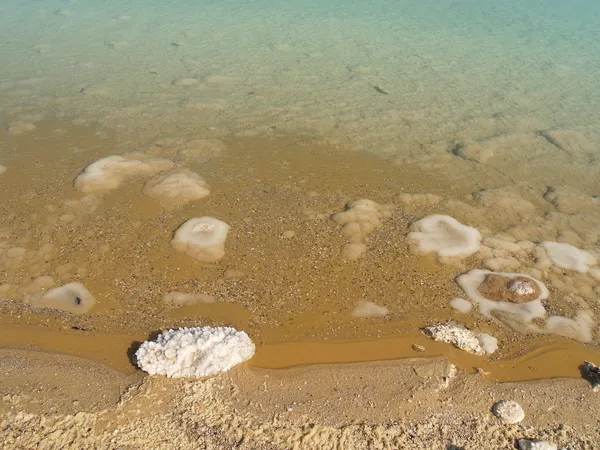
[1,1,600,379]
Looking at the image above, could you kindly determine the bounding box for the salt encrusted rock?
[422,323,484,355]
[583,361,600,392]
[492,400,525,424]
[517,439,558,450]
[135,326,255,378]
[477,274,541,303]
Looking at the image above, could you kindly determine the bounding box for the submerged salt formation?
[135,326,255,378]
[407,214,481,261]
[171,217,230,262]
[28,282,96,314]
[331,199,392,261]
[163,292,215,307]
[74,153,174,194]
[351,300,388,318]
[540,241,597,273]
[143,168,210,207]
[0,164,6,174]
[517,439,558,450]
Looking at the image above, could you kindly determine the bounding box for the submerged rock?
[477,273,541,303]
[583,360,600,392]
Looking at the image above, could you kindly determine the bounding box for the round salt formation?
[351,300,388,318]
[29,282,95,314]
[171,217,230,262]
[517,439,558,450]
[142,168,210,207]
[422,323,485,355]
[540,241,597,273]
[135,326,255,378]
[492,400,525,424]
[407,214,481,260]
[74,153,174,194]
[331,199,392,261]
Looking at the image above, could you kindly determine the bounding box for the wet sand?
[1,119,600,448]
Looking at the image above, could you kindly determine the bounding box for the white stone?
[492,400,525,424]
[135,326,255,378]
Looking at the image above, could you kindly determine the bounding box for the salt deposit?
[517,439,558,450]
[407,215,482,260]
[171,217,230,262]
[477,333,498,354]
[74,153,174,194]
[449,298,473,314]
[422,323,484,355]
[457,270,548,333]
[492,400,525,424]
[545,310,594,343]
[0,164,6,174]
[163,292,215,307]
[135,326,255,378]
[28,282,96,314]
[331,199,392,261]
[143,169,210,207]
[540,241,597,273]
[544,185,600,214]
[351,300,388,318]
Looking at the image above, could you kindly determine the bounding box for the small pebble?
[411,344,425,352]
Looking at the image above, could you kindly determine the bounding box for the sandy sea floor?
[1,0,600,448]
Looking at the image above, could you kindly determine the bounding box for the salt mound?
[407,215,481,259]
[471,187,536,220]
[422,323,484,355]
[331,199,392,261]
[163,292,215,307]
[477,333,498,354]
[351,300,388,318]
[171,217,230,262]
[540,241,597,273]
[0,164,6,174]
[492,400,525,424]
[143,169,210,207]
[457,270,548,333]
[29,282,95,314]
[135,326,255,378]
[74,153,174,194]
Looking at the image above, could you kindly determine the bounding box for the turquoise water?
[1,0,600,151]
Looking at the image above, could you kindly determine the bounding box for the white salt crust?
[163,292,215,307]
[422,323,485,355]
[407,214,481,259]
[74,153,174,194]
[135,326,255,378]
[171,217,230,262]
